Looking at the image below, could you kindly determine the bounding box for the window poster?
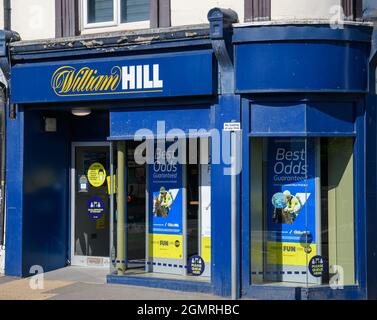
[267,139,317,268]
[148,146,183,262]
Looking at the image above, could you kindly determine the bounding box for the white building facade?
[0,0,375,41]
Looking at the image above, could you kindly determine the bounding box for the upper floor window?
[83,0,150,28]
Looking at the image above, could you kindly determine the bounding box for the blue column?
[365,27,377,299]
[211,94,241,297]
[5,107,24,276]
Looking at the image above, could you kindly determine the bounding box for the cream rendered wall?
[0,3,4,29]
[0,0,55,40]
[171,0,244,26]
[271,0,341,21]
[0,1,376,41]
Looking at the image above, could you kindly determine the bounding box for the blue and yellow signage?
[87,196,105,220]
[11,51,214,103]
[87,162,107,188]
[267,138,317,267]
[148,146,183,260]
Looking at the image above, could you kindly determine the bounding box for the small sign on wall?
[223,122,241,131]
[78,175,89,193]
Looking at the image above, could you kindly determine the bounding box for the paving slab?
[0,267,223,300]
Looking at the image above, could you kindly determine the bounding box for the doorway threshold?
[107,269,212,294]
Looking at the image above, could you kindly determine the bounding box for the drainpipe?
[208,8,239,300]
[207,8,238,95]
[0,80,6,246]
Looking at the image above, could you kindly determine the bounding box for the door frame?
[70,141,111,267]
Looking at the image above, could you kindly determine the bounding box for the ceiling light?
[71,108,92,117]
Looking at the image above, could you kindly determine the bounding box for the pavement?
[0,266,223,300]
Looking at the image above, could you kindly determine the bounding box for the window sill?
[81,21,150,35]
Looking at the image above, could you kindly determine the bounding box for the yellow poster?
[267,241,316,266]
[149,234,183,259]
[201,236,211,263]
[87,162,106,187]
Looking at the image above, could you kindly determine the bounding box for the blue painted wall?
[233,25,373,94]
[21,110,70,275]
[211,95,241,297]
[110,105,212,139]
[70,110,109,141]
[5,108,25,276]
[5,108,110,277]
[249,101,356,136]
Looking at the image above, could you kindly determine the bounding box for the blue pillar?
[366,29,377,298]
[365,93,377,299]
[5,107,24,276]
[211,94,241,297]
[207,8,240,297]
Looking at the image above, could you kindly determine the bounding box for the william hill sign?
[51,64,164,97]
[11,51,214,104]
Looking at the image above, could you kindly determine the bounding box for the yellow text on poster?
[267,241,316,266]
[201,236,211,262]
[149,234,183,259]
[87,162,106,187]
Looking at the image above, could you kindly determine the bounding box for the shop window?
[250,137,355,287]
[84,0,150,28]
[111,138,211,279]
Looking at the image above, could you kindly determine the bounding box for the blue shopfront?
[3,9,377,300]
[234,22,377,299]
[4,23,240,298]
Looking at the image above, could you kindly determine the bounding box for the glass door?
[71,142,111,267]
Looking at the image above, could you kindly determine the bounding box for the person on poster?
[272,190,302,224]
[153,187,173,218]
[98,169,106,184]
[282,190,301,222]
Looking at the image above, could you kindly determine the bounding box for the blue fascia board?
[233,24,373,44]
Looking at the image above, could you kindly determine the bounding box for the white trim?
[82,0,150,31]
[71,141,111,268]
[82,0,118,30]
